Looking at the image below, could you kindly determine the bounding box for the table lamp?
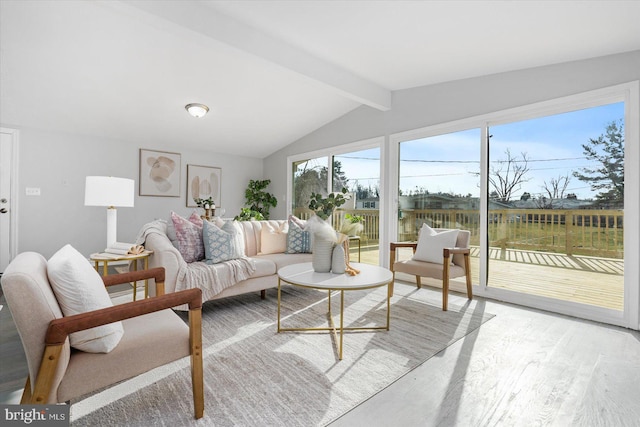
[84,176,135,249]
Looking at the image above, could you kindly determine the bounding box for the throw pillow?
[412,226,459,264]
[260,222,288,255]
[47,244,124,353]
[171,211,205,262]
[203,220,245,264]
[286,215,312,254]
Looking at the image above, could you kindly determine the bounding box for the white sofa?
[141,219,312,304]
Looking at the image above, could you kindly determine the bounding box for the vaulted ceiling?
[2,1,640,158]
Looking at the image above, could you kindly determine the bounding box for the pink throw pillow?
[171,211,205,262]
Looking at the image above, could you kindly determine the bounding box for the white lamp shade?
[84,176,135,207]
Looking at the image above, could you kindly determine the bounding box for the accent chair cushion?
[260,222,288,255]
[412,224,459,264]
[203,220,245,264]
[47,244,124,353]
[286,215,312,254]
[171,211,205,262]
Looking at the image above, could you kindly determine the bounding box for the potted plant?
[234,179,277,221]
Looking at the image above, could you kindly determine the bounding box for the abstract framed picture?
[139,149,181,197]
[187,164,221,207]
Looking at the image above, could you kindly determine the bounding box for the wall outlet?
[25,187,41,196]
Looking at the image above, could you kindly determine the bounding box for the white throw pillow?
[47,244,124,353]
[412,225,459,264]
[260,222,288,255]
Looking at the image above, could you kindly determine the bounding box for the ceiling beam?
[121,1,391,111]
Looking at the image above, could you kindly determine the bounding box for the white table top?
[89,250,153,261]
[278,262,393,291]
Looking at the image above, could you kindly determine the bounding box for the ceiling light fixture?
[185,103,209,118]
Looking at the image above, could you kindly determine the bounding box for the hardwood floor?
[328,282,640,427]
[2,282,639,426]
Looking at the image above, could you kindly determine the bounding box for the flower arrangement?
[194,197,215,219]
[194,197,215,209]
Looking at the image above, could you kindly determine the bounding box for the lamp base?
[106,207,117,249]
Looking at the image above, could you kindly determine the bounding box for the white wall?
[9,128,262,258]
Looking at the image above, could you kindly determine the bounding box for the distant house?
[356,197,379,209]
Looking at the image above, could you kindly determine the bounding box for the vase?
[331,243,346,274]
[312,236,334,273]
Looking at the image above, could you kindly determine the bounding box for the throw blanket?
[135,220,257,308]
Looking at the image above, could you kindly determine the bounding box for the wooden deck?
[352,244,624,311]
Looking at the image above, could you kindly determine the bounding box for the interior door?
[0,129,16,272]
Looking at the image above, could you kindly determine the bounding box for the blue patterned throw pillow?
[203,220,244,264]
[286,216,311,254]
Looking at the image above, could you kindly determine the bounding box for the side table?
[89,251,153,301]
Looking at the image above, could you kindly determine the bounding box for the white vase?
[312,237,334,273]
[331,243,346,274]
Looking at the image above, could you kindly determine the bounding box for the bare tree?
[489,149,531,202]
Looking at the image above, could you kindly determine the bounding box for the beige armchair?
[1,252,204,419]
[390,229,473,311]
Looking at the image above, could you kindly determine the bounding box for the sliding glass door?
[487,103,625,311]
[396,129,481,290]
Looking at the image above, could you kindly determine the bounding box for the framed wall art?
[187,164,221,207]
[139,149,181,197]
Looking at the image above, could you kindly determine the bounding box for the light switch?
[25,187,41,196]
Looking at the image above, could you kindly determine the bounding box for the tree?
[294,165,325,210]
[520,192,531,201]
[573,120,624,208]
[332,160,349,192]
[489,149,531,202]
[293,159,351,210]
[537,174,571,208]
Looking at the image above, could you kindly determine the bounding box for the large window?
[289,140,383,265]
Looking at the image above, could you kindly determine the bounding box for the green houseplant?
[234,179,278,221]
[308,188,349,221]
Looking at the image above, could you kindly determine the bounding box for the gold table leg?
[277,281,392,361]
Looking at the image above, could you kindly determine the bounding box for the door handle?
[0,208,7,213]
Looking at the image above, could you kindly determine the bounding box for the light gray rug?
[71,282,494,426]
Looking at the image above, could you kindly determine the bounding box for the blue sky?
[399,102,624,200]
[319,102,624,201]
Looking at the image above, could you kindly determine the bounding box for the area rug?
[71,282,494,426]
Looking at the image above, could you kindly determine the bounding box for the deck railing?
[294,207,624,259]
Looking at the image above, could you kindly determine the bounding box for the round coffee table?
[277,262,393,360]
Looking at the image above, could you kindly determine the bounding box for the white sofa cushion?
[47,244,124,353]
[260,222,288,254]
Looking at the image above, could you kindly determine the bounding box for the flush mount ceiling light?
[185,103,209,118]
